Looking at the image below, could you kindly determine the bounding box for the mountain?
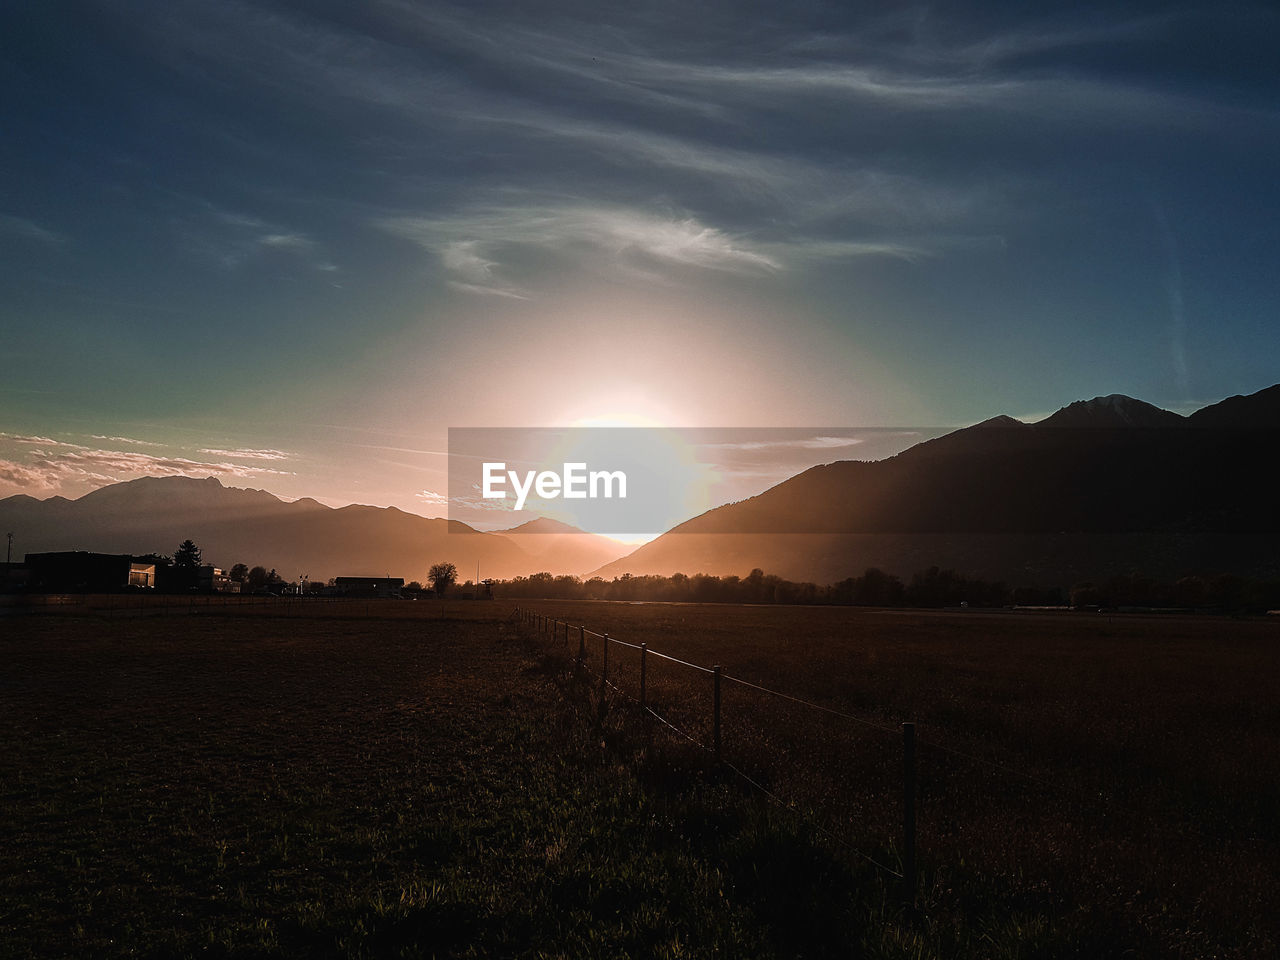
[1186,383,1280,427]
[0,476,623,582]
[591,386,1280,586]
[491,518,633,575]
[1037,394,1186,429]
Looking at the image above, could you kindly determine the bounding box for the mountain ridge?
[590,384,1280,585]
[0,476,631,581]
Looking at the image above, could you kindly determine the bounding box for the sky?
[2,0,1278,517]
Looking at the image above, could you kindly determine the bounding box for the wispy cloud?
[381,203,781,294]
[168,199,334,272]
[0,446,295,498]
[198,447,291,461]
[0,214,66,245]
[1,433,87,449]
[90,435,165,446]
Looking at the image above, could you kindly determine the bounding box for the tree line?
[490,566,1280,613]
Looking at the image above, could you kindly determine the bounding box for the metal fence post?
[902,721,917,908]
[640,643,647,710]
[713,665,722,762]
[578,625,586,662]
[601,633,609,699]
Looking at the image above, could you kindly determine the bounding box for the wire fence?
[512,604,1280,935]
[516,606,922,895]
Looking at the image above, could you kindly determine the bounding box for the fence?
[513,606,924,900]
[509,604,1277,937]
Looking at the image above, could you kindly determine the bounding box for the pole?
[578,625,586,662]
[601,633,609,700]
[713,665,722,763]
[902,721,917,909]
[640,643,647,711]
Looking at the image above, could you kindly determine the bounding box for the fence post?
[713,665,722,763]
[601,633,609,699]
[902,721,917,909]
[639,643,647,710]
[640,643,650,744]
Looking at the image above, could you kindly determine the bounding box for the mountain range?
[3,385,1277,587]
[590,385,1280,585]
[0,478,631,583]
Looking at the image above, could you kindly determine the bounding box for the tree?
[247,566,270,591]
[174,539,202,569]
[173,540,202,591]
[428,562,458,596]
[228,563,249,583]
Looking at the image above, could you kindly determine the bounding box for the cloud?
[198,447,291,461]
[437,241,528,299]
[0,445,297,498]
[0,214,66,245]
[0,433,87,449]
[169,198,333,272]
[704,435,867,453]
[258,233,316,252]
[415,487,514,517]
[0,460,69,493]
[381,204,781,294]
[90,435,165,446]
[38,449,293,478]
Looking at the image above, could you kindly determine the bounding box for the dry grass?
[521,600,1280,958]
[2,597,1277,957]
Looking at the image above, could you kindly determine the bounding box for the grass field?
[2,598,1277,958]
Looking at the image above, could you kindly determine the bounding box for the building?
[198,565,241,594]
[333,576,404,599]
[0,561,28,592]
[24,552,157,592]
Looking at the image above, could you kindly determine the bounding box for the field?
[2,599,1277,958]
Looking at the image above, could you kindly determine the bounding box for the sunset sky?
[2,1,1277,515]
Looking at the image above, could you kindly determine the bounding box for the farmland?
[2,598,1277,957]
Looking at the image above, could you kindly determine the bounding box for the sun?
[519,415,713,543]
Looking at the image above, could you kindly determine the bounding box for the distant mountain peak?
[1038,394,1184,428]
[497,516,588,535]
[973,414,1027,428]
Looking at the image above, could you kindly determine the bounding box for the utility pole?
[5,532,12,564]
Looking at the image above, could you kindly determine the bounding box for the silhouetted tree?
[228,563,249,583]
[428,562,458,596]
[173,540,202,591]
[247,566,270,591]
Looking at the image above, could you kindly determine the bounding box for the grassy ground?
[1,599,1277,957]
[519,600,1280,958]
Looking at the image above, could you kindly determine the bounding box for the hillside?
[590,385,1280,585]
[0,476,629,582]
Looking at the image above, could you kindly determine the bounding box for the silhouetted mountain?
[497,518,586,535]
[592,385,1280,586]
[0,477,627,582]
[1187,383,1280,427]
[1037,394,1186,429]
[490,517,633,575]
